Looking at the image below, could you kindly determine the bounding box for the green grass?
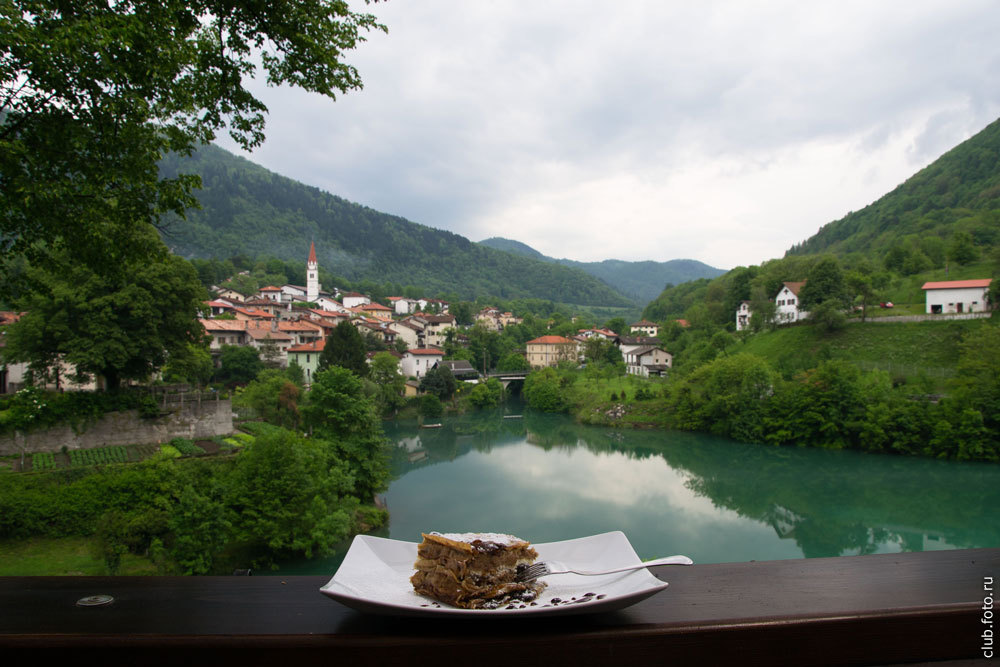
[0,536,158,575]
[738,316,995,388]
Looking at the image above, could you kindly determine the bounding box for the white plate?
[319,531,671,617]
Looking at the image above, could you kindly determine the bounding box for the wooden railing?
[1,548,996,666]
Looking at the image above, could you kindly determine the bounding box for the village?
[1,241,992,397]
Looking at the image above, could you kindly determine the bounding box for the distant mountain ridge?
[157,144,634,308]
[478,237,726,303]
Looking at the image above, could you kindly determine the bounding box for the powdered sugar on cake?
[429,532,527,546]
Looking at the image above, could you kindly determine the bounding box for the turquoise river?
[274,404,1000,575]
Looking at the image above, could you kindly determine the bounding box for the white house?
[315,295,347,313]
[340,292,370,309]
[623,346,672,377]
[775,282,808,324]
[630,320,659,337]
[400,348,444,379]
[281,284,308,301]
[616,336,661,357]
[736,301,752,331]
[921,279,991,314]
[389,296,418,315]
[389,319,422,349]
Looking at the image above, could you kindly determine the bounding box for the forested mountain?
[643,116,1000,324]
[478,237,725,303]
[157,144,633,307]
[787,117,1000,260]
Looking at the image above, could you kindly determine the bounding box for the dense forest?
[158,145,633,308]
[478,237,725,303]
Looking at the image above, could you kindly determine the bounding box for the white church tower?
[307,241,319,303]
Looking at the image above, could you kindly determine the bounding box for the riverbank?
[529,317,1000,461]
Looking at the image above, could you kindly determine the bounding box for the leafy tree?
[584,337,623,367]
[4,239,205,390]
[810,300,848,334]
[419,393,443,418]
[214,345,264,386]
[318,320,369,377]
[227,428,358,563]
[523,367,566,412]
[845,270,876,322]
[419,365,457,400]
[798,257,847,310]
[301,367,390,499]
[234,369,301,429]
[604,317,627,334]
[947,230,979,266]
[467,378,504,408]
[1,0,385,271]
[451,301,475,326]
[258,336,284,368]
[748,285,777,332]
[369,351,406,414]
[162,343,214,387]
[496,352,531,372]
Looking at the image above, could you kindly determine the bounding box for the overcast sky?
[216,0,1000,270]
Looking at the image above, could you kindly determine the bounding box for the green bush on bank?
[0,387,161,436]
[523,320,1000,461]
[0,426,391,574]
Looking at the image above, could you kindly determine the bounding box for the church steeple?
[307,241,319,303]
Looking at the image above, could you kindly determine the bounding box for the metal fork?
[516,555,693,582]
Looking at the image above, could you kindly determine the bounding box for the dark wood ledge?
[2,548,996,666]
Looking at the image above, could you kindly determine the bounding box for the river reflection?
[275,406,1000,574]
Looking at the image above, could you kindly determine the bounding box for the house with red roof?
[286,339,325,385]
[358,302,394,321]
[775,281,808,324]
[630,320,659,337]
[921,279,992,314]
[400,348,444,379]
[525,335,578,368]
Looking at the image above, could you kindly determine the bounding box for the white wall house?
[315,296,347,313]
[736,301,752,331]
[775,282,808,324]
[341,292,370,309]
[921,279,991,314]
[400,349,444,379]
[389,297,418,315]
[624,346,672,377]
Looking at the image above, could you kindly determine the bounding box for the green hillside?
[643,117,1000,324]
[479,237,725,303]
[787,117,1000,260]
[157,145,634,307]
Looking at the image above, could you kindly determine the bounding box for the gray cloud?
[216,0,1000,269]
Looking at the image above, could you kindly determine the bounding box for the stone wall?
[0,398,233,456]
[865,312,991,324]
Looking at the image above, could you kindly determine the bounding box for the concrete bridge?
[486,371,528,389]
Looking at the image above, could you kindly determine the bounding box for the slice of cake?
[410,532,546,609]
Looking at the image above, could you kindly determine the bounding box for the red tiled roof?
[259,286,282,292]
[782,281,806,295]
[288,339,325,353]
[921,279,992,290]
[308,242,317,264]
[407,348,444,356]
[527,335,575,345]
[361,302,392,310]
[199,319,246,331]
